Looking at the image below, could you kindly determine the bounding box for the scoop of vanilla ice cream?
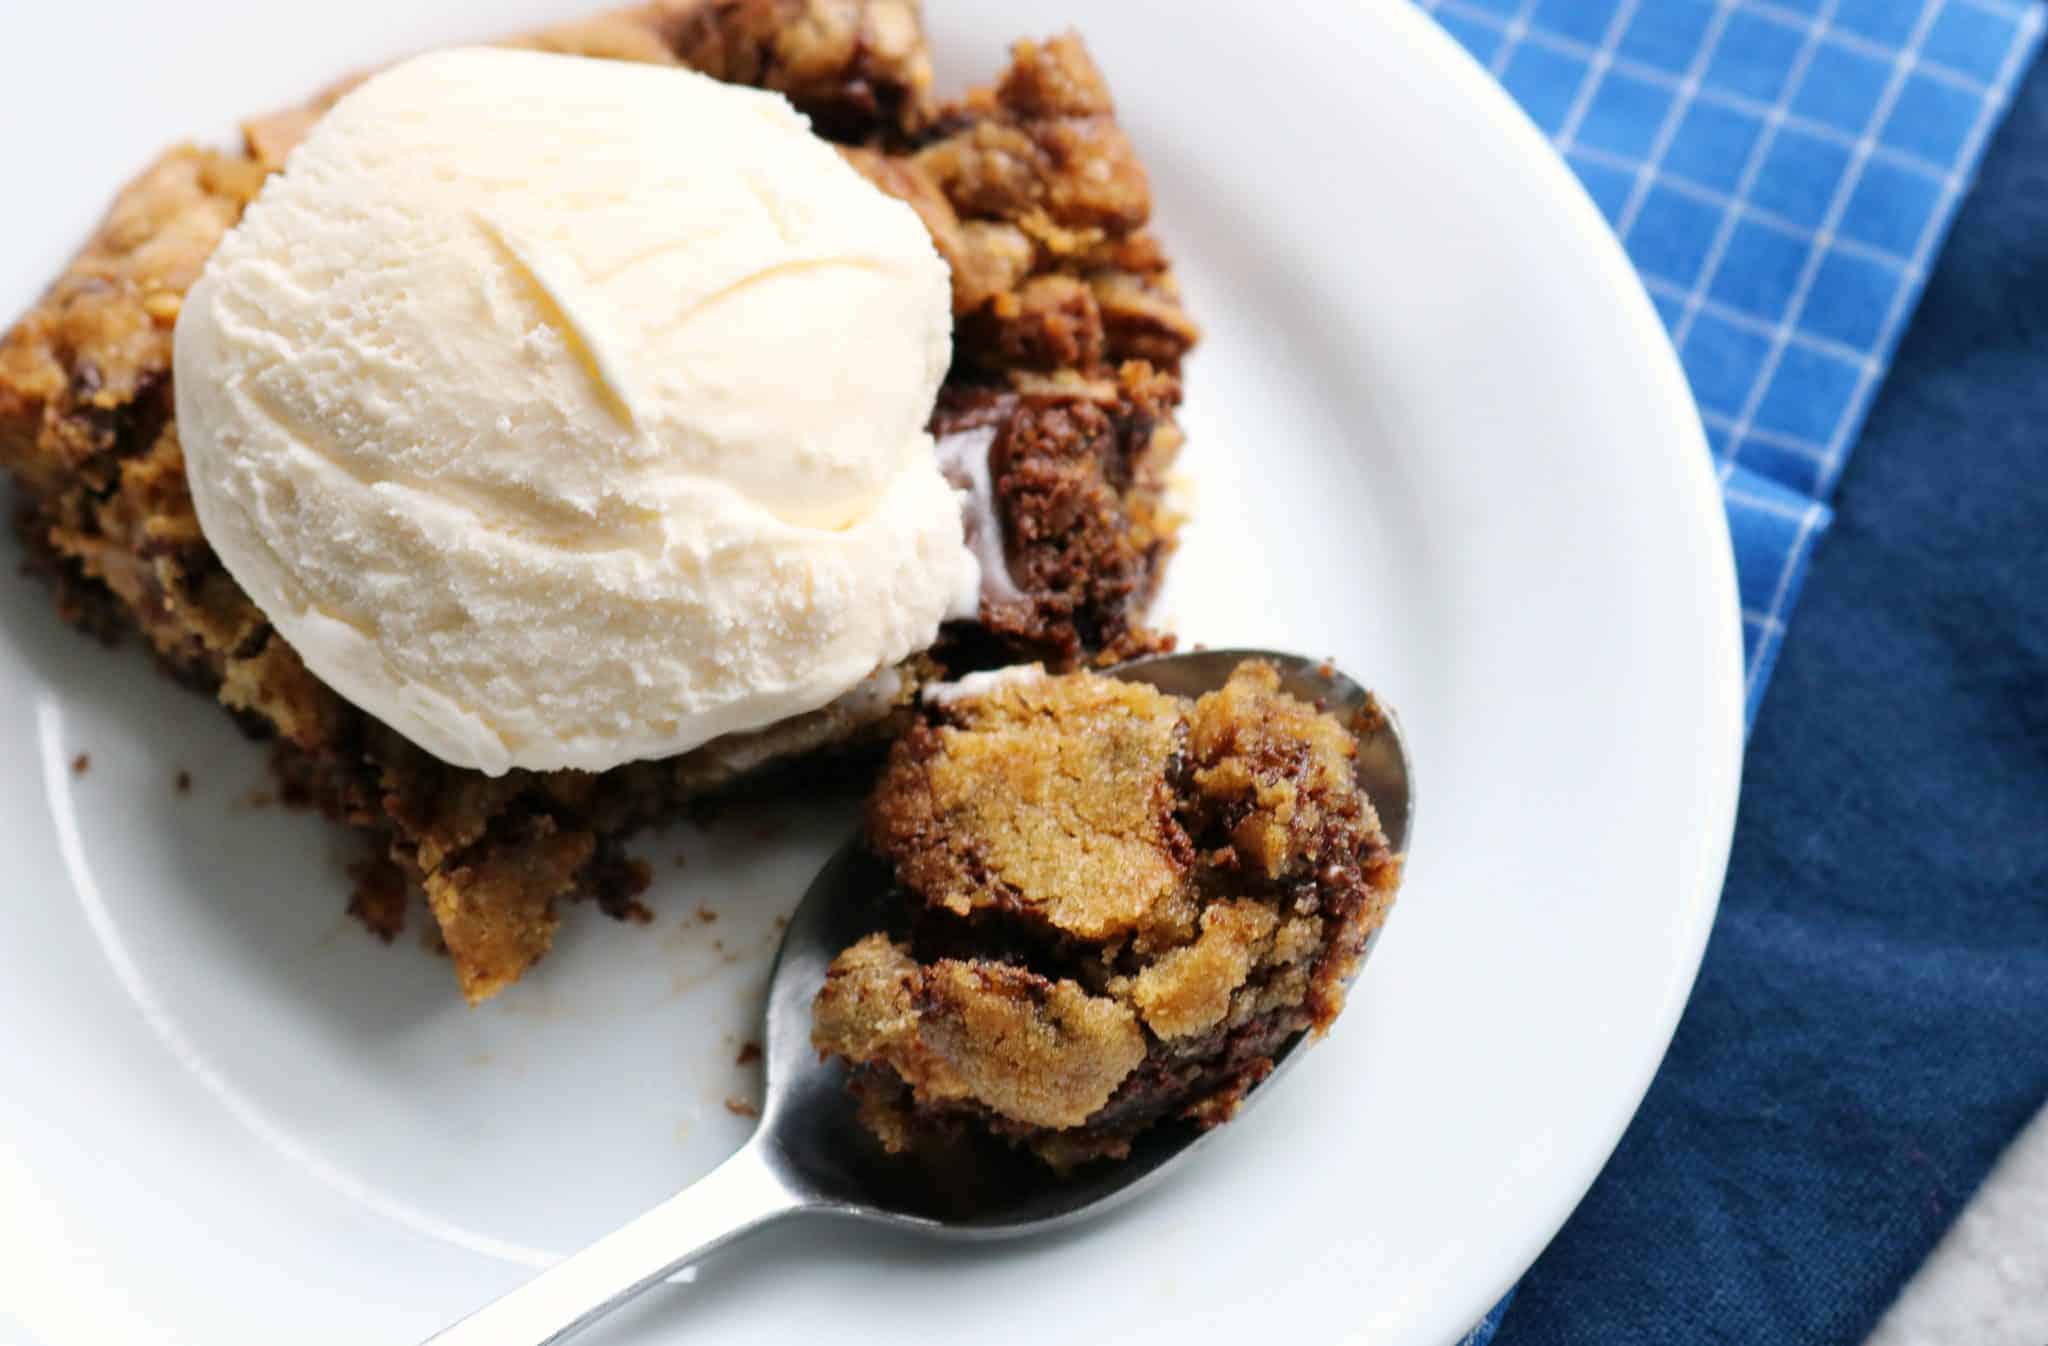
[174,47,968,776]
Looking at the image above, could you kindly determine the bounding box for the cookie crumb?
[70,753,89,775]
[346,857,408,943]
[622,900,655,925]
[175,769,193,794]
[695,905,718,924]
[735,1041,763,1066]
[723,1097,760,1118]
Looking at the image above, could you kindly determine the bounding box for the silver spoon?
[423,648,1412,1346]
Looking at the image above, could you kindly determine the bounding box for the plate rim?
[1368,4,1747,1336]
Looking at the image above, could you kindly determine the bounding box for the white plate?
[0,3,1743,1343]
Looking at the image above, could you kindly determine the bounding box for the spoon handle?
[422,1138,806,1346]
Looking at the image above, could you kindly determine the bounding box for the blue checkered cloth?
[1418,0,2043,727]
[1405,1,2047,1341]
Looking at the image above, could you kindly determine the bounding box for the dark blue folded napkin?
[1496,57,2048,1341]
[1403,1,2047,1340]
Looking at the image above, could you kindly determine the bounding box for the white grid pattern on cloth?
[1412,0,2044,715]
[1423,0,2044,493]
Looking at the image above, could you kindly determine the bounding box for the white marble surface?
[1868,1103,2048,1346]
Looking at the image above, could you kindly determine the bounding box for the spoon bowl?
[426,649,1411,1344]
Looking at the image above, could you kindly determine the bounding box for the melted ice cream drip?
[936,425,1027,619]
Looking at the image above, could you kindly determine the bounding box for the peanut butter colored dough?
[814,661,1402,1168]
